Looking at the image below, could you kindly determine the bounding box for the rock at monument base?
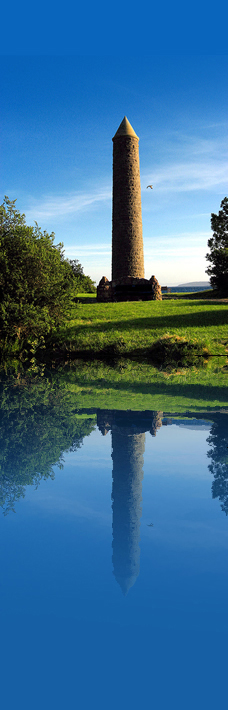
[97,275,162,302]
[97,276,113,302]
[149,275,163,301]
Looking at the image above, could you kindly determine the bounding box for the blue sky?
[1,55,228,285]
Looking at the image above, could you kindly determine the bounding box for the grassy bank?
[163,288,226,300]
[1,296,228,412]
[54,298,228,360]
[29,296,228,411]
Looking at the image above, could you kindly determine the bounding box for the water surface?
[0,396,228,709]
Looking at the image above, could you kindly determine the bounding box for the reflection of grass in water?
[148,334,210,370]
[0,355,228,414]
[56,299,228,362]
[49,357,228,412]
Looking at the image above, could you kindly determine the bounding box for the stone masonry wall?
[112,135,144,281]
[97,274,162,301]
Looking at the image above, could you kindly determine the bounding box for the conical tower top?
[113,116,139,140]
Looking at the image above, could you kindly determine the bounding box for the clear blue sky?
[1,55,228,285]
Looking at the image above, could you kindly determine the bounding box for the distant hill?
[177,281,210,288]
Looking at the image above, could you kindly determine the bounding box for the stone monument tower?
[112,116,144,281]
[97,117,162,301]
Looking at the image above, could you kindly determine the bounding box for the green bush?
[0,197,74,356]
[67,259,96,293]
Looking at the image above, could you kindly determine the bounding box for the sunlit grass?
[43,297,228,410]
[2,297,227,413]
[57,298,228,359]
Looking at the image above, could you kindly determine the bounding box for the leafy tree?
[0,197,74,354]
[206,197,228,292]
[68,259,96,293]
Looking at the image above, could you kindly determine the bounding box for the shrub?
[67,259,96,293]
[0,197,74,356]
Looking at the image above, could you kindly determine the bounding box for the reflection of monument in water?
[112,428,145,595]
[97,411,163,595]
[97,410,218,594]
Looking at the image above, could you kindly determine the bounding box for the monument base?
[97,275,162,302]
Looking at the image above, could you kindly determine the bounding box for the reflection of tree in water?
[0,379,96,515]
[207,414,228,515]
[150,411,163,437]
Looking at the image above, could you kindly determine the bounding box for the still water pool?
[1,407,228,709]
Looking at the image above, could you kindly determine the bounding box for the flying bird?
[147,185,153,189]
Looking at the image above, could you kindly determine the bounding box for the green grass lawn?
[58,298,228,358]
[3,296,227,414]
[42,296,228,412]
[163,288,215,300]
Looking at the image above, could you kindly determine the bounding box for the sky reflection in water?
[0,406,228,709]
